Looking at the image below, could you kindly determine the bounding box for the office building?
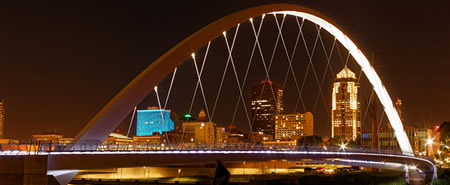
[251,81,283,136]
[216,126,226,144]
[32,132,64,143]
[274,112,313,140]
[182,110,216,145]
[361,130,372,147]
[224,125,246,144]
[249,132,273,144]
[136,107,175,136]
[331,67,361,141]
[104,132,133,145]
[379,126,440,156]
[32,131,72,144]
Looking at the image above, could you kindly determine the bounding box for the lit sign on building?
[136,109,174,136]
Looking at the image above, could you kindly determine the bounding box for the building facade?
[0,100,4,139]
[136,107,175,136]
[274,112,313,140]
[32,132,64,143]
[379,127,434,155]
[331,67,361,141]
[216,126,226,144]
[249,132,273,144]
[251,81,283,136]
[182,121,215,145]
[182,109,216,145]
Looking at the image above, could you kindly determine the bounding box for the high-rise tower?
[331,67,361,141]
[0,100,4,139]
[251,81,283,136]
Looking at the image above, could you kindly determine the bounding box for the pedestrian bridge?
[0,143,437,185]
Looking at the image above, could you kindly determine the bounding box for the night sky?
[0,1,449,139]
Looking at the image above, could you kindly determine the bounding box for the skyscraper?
[251,81,283,136]
[0,100,3,139]
[331,67,361,141]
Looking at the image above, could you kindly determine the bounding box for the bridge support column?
[0,155,48,185]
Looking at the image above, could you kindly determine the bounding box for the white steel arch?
[275,11,413,155]
[73,4,413,156]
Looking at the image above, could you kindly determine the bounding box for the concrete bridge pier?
[0,155,48,185]
[406,165,436,185]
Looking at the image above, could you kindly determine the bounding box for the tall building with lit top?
[275,112,313,140]
[136,107,174,136]
[0,100,3,139]
[331,67,361,141]
[251,81,283,136]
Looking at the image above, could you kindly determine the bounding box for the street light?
[426,138,434,146]
[425,138,435,156]
[339,143,347,151]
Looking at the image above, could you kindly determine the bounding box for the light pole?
[243,161,246,175]
[178,168,181,182]
[143,166,146,179]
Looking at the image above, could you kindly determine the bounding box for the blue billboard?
[136,109,174,136]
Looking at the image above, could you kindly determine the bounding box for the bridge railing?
[0,142,406,156]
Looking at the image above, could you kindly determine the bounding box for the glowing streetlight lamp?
[243,161,246,175]
[425,138,435,156]
[339,143,347,151]
[426,138,434,146]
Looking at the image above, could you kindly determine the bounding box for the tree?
[297,136,323,147]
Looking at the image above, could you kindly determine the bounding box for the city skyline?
[0,2,447,185]
[0,1,448,139]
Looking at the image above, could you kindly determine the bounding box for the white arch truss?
[72,4,413,156]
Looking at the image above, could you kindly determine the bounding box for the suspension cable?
[126,106,137,137]
[303,26,333,117]
[295,17,321,113]
[377,111,385,148]
[312,25,337,114]
[246,14,282,126]
[154,86,170,145]
[188,41,211,115]
[248,14,284,138]
[272,14,304,114]
[250,13,282,104]
[192,53,212,121]
[211,24,241,120]
[164,67,178,109]
[230,16,265,126]
[223,29,255,142]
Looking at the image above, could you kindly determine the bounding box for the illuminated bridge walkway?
[0,143,437,184]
